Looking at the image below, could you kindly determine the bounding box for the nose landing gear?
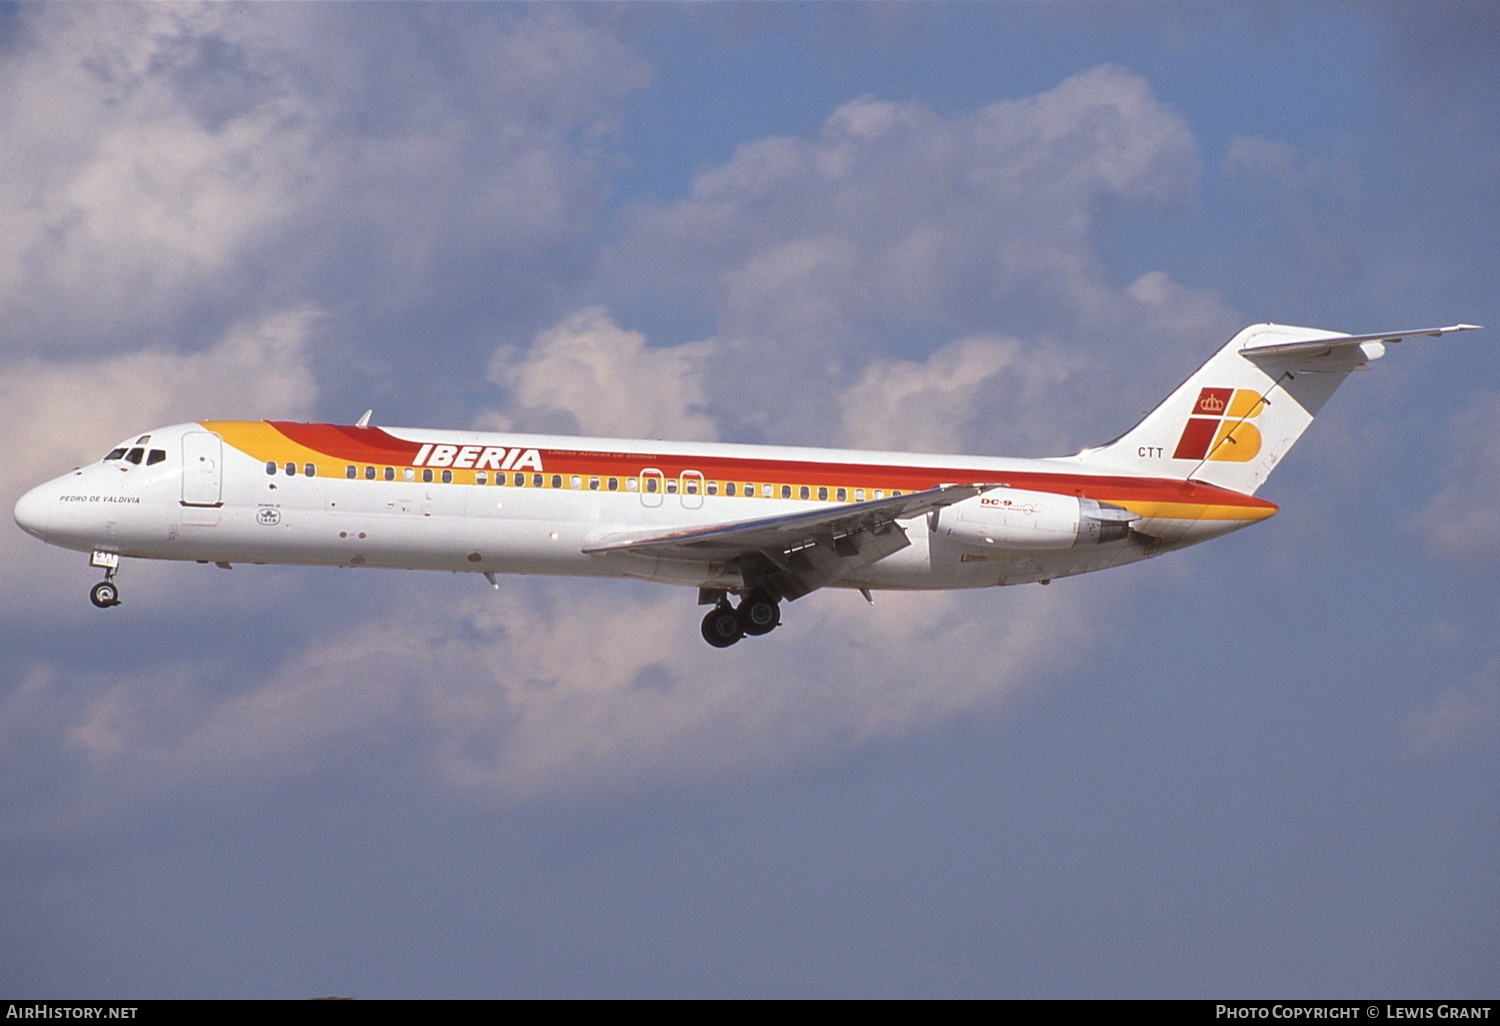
[90,579,120,608]
[88,550,121,608]
[699,591,781,647]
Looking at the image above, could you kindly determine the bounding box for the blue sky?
[1,3,1497,997]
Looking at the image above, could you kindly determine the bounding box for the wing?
[583,483,993,600]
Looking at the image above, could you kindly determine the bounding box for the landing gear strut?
[89,550,121,608]
[699,591,781,647]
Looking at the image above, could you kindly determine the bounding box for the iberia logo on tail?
[1172,388,1265,462]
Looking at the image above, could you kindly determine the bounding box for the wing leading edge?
[583,482,994,600]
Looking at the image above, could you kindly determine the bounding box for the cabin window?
[400,468,413,482]
[626,477,638,492]
[422,469,433,483]
[305,463,316,478]
[266,461,277,475]
[550,474,562,489]
[892,490,902,497]
[365,466,376,480]
[286,462,297,476]
[475,471,487,485]
[666,480,678,494]
[346,466,356,479]
[645,477,658,493]
[855,489,865,502]
[383,466,394,481]
[873,489,884,500]
[684,479,698,495]
[589,476,600,491]
[569,475,581,490]
[441,470,453,484]
[706,481,718,495]
[794,485,806,500]
[147,449,167,465]
[104,448,127,462]
[836,487,846,502]
[532,474,543,488]
[725,482,736,497]
[125,448,144,465]
[515,473,527,487]
[608,477,619,491]
[817,486,828,501]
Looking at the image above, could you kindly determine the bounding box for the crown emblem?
[1199,394,1225,413]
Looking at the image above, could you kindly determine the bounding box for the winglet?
[355,410,373,428]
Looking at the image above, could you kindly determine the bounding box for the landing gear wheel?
[90,580,120,609]
[738,595,780,636]
[701,605,744,648]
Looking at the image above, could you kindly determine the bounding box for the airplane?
[13,321,1480,646]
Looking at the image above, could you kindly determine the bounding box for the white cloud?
[838,333,1080,455]
[33,577,1092,803]
[607,65,1228,444]
[0,5,648,361]
[483,306,719,441]
[616,65,1201,336]
[1418,390,1500,555]
[1402,681,1500,756]
[0,307,320,613]
[1223,135,1300,180]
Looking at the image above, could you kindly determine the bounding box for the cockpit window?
[104,448,128,461]
[125,448,145,465]
[146,449,166,465]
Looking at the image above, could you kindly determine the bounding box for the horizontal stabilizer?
[1239,323,1480,361]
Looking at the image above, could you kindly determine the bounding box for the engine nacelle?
[937,488,1137,550]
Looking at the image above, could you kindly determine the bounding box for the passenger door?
[181,431,223,507]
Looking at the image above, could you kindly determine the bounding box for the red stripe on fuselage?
[268,422,425,464]
[262,422,1276,512]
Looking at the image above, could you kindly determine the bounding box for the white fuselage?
[15,421,1269,595]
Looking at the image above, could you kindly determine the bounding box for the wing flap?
[583,483,990,560]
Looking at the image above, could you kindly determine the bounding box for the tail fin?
[1076,322,1480,495]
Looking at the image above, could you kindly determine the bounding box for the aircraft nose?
[13,482,51,542]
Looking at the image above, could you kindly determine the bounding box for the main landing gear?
[89,550,121,608]
[700,591,781,648]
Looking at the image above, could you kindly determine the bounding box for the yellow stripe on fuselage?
[1114,500,1277,523]
[200,421,331,467]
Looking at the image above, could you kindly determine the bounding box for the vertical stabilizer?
[1075,323,1479,495]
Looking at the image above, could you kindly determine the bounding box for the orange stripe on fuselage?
[201,421,1279,522]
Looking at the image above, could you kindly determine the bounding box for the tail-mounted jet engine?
[934,488,1138,550]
